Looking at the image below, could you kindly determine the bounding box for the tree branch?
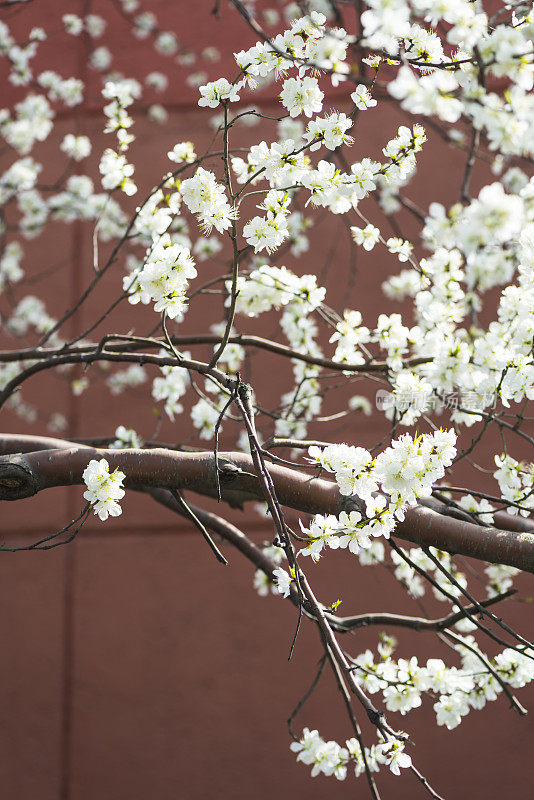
[1,439,534,573]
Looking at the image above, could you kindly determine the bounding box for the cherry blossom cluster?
[135,235,197,321]
[180,167,235,234]
[301,431,457,558]
[1,0,534,789]
[353,640,534,729]
[99,79,140,196]
[494,454,534,517]
[82,458,126,521]
[151,354,191,421]
[110,425,143,449]
[290,726,412,781]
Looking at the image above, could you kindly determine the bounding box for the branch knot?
[0,459,39,500]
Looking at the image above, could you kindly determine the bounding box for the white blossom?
[82,459,125,521]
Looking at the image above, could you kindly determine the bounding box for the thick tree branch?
[1,439,534,573]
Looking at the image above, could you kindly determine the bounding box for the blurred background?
[1,1,533,798]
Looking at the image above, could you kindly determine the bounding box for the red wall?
[1,2,533,799]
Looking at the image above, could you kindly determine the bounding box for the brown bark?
[1,436,534,574]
